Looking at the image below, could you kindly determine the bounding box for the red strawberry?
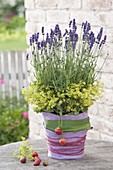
[20,157,26,163]
[35,156,41,163]
[32,151,38,157]
[55,127,63,135]
[59,138,66,145]
[42,161,48,166]
[33,159,40,166]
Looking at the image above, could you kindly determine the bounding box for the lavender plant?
[28,19,106,91]
[23,19,107,115]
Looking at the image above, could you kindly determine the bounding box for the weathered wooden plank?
[17,51,24,93]
[22,51,28,88]
[3,51,10,95]
[10,51,17,97]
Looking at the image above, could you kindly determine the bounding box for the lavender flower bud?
[87,23,91,32]
[88,31,95,50]
[30,37,32,46]
[69,20,72,27]
[32,34,35,43]
[69,30,73,42]
[103,35,107,43]
[72,34,78,51]
[26,53,29,60]
[37,42,41,50]
[97,27,103,42]
[63,29,68,37]
[65,37,69,52]
[99,35,107,49]
[73,19,77,31]
[50,29,54,39]
[32,51,35,55]
[42,27,44,35]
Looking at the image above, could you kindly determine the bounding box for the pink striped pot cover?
[42,112,90,160]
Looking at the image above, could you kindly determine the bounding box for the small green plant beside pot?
[22,19,107,159]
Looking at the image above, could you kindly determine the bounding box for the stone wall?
[24,0,113,141]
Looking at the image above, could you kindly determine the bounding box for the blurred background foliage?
[0,0,29,145]
[0,90,29,145]
[0,0,28,50]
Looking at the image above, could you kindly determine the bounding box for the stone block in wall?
[57,0,81,9]
[98,89,113,105]
[35,0,57,9]
[29,121,43,140]
[26,10,46,22]
[100,73,113,89]
[104,28,113,43]
[70,11,113,27]
[96,58,113,73]
[89,105,113,138]
[83,0,112,11]
[88,103,113,120]
[28,106,45,139]
[99,13,113,28]
[90,116,113,136]
[47,10,69,23]
[25,22,37,34]
[102,43,113,59]
[70,11,100,26]
[87,129,113,142]
[25,0,35,9]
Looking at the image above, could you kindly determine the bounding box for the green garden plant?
[0,84,29,145]
[0,16,27,50]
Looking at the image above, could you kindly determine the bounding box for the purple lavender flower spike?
[42,27,45,35]
[69,30,73,42]
[32,34,35,43]
[87,23,91,32]
[97,27,103,42]
[34,33,38,43]
[54,24,60,35]
[46,33,49,42]
[72,19,77,31]
[82,22,84,28]
[103,35,107,44]
[43,40,47,48]
[72,34,78,51]
[30,37,32,46]
[49,39,52,49]
[32,51,35,55]
[37,42,41,50]
[41,40,44,47]
[69,20,72,27]
[83,21,87,32]
[99,35,107,49]
[89,32,95,50]
[50,29,54,39]
[26,53,29,60]
[37,33,39,39]
[65,37,68,52]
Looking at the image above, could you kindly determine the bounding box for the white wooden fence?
[0,51,28,98]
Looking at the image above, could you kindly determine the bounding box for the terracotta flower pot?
[42,112,91,160]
